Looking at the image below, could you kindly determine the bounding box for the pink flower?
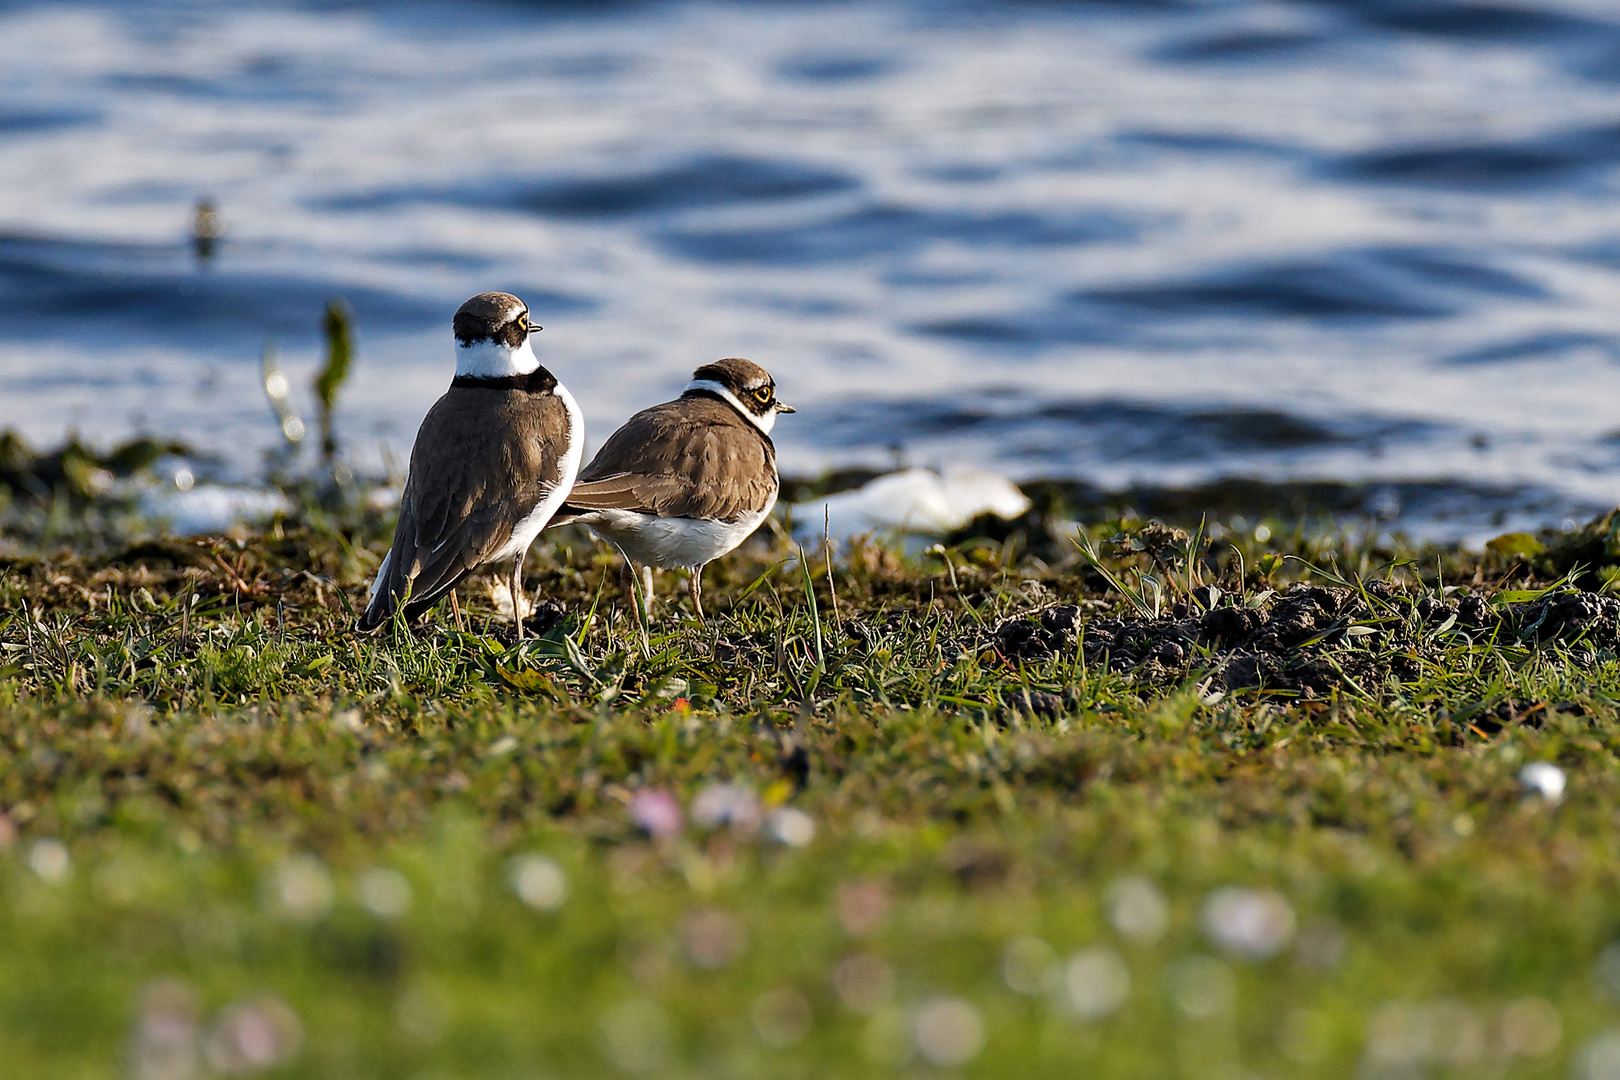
[629,789,683,839]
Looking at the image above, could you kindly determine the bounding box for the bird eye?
[753,386,772,403]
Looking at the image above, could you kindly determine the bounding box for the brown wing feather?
[360,387,567,629]
[561,397,775,523]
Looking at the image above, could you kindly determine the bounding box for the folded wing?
[556,398,775,525]
[360,390,566,629]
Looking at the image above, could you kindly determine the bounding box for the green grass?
[2,511,1620,1079]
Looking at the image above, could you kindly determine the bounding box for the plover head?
[453,291,541,378]
[683,357,794,434]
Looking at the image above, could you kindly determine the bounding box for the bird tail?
[357,564,395,632]
[358,551,471,633]
[358,549,408,632]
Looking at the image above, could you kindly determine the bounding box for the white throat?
[685,379,775,434]
[455,336,540,379]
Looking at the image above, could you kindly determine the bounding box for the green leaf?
[314,301,353,413]
[1072,534,1154,618]
[495,664,561,697]
[1485,532,1544,558]
[735,561,781,605]
[799,546,824,671]
[314,300,353,461]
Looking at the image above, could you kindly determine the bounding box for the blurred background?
[4,0,1620,541]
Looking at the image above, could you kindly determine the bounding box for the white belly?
[491,381,585,564]
[582,495,774,570]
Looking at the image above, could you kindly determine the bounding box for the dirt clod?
[992,581,1620,700]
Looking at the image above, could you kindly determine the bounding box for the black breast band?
[451,368,557,393]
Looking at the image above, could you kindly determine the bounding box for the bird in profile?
[359,292,583,638]
[552,357,792,622]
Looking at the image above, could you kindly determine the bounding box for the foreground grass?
[3,515,1620,1079]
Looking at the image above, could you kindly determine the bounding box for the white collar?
[685,378,775,434]
[455,336,540,379]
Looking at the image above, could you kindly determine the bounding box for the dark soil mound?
[990,582,1620,698]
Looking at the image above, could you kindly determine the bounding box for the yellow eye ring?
[753,386,772,402]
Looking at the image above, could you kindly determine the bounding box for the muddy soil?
[991,582,1620,699]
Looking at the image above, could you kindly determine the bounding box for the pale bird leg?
[511,554,527,642]
[449,588,465,632]
[688,568,705,625]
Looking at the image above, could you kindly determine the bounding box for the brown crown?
[453,292,529,348]
[691,357,773,396]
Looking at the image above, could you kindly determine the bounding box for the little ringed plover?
[359,291,583,637]
[552,357,792,620]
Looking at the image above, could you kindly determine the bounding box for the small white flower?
[357,868,412,919]
[130,979,200,1080]
[691,781,760,832]
[1064,946,1131,1019]
[203,996,302,1075]
[508,854,568,911]
[1201,886,1295,960]
[911,998,983,1067]
[767,807,815,847]
[269,855,333,921]
[1106,876,1169,943]
[1577,1029,1620,1080]
[28,838,70,883]
[1519,762,1565,803]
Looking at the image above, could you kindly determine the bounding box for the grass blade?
[799,545,824,671]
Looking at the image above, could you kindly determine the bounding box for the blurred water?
[5,0,1620,538]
